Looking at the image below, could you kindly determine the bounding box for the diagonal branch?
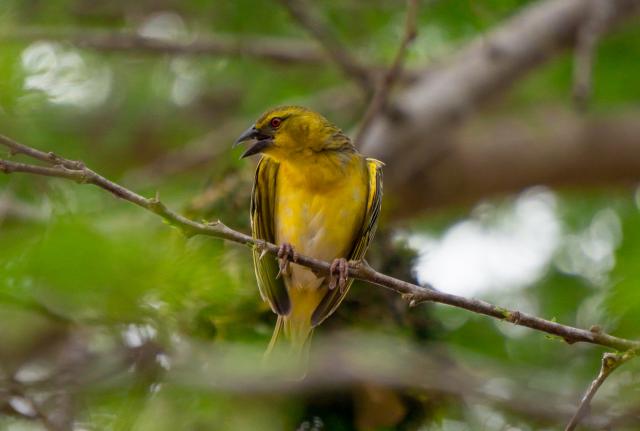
[360,0,640,196]
[354,0,418,147]
[1,134,639,353]
[277,0,373,92]
[565,349,637,431]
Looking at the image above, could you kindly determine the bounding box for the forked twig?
[565,349,636,431]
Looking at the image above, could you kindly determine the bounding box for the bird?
[234,106,383,358]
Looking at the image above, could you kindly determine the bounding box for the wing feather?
[311,158,383,326]
[250,157,291,315]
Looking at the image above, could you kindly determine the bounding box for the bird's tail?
[264,315,314,364]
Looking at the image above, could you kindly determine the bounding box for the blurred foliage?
[1,0,640,430]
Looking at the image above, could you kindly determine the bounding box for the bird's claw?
[328,258,349,293]
[276,242,297,279]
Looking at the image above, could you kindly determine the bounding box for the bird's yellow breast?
[274,153,368,291]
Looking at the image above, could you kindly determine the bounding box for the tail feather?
[264,315,314,364]
[263,277,323,367]
[284,315,314,361]
[265,315,284,358]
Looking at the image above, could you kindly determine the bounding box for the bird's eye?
[270,117,282,128]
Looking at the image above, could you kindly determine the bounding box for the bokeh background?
[1,0,640,430]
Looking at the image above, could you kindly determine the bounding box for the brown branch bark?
[1,134,639,353]
[359,0,640,203]
[3,27,328,64]
[386,109,640,218]
[565,350,636,431]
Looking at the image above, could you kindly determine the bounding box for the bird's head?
[233,106,352,161]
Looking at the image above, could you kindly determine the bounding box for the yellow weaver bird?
[234,106,383,356]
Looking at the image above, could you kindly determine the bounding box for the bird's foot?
[276,242,298,279]
[328,258,349,293]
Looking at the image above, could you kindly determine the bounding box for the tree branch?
[360,0,640,195]
[3,27,328,65]
[1,134,639,353]
[354,0,418,147]
[386,109,640,218]
[565,349,636,431]
[277,0,373,92]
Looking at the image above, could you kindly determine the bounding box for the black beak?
[233,125,259,147]
[233,125,273,158]
[240,139,272,158]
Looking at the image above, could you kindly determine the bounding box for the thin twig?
[572,0,613,112]
[277,0,372,92]
[354,0,418,146]
[565,349,636,431]
[1,134,640,353]
[3,27,327,65]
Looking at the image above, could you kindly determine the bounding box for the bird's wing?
[251,157,291,315]
[311,158,383,326]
